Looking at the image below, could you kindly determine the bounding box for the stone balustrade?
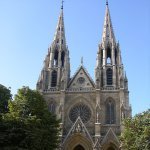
[101,86,120,91]
[66,87,95,92]
[43,86,120,93]
[43,88,59,93]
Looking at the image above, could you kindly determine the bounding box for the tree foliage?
[0,84,12,113]
[0,86,60,150]
[120,109,150,150]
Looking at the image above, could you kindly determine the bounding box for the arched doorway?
[74,145,85,150]
[103,141,118,150]
[64,133,93,150]
[107,147,115,150]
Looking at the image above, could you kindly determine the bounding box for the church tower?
[95,1,131,121]
[37,3,70,91]
[95,1,124,89]
[36,1,131,150]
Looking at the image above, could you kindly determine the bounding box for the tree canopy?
[120,109,150,150]
[0,84,12,113]
[0,86,60,150]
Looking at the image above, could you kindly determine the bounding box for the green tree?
[0,84,12,113]
[120,109,150,150]
[0,86,60,150]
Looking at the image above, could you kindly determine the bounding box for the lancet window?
[115,48,117,64]
[51,70,57,87]
[54,50,58,66]
[107,68,113,85]
[45,71,49,89]
[61,51,65,67]
[48,101,56,114]
[105,99,116,124]
[106,47,111,64]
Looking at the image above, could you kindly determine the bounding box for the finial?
[106,0,108,5]
[81,57,83,65]
[61,0,64,9]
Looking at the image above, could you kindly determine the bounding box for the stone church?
[37,1,132,150]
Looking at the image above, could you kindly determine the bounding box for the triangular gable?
[68,65,95,88]
[101,128,120,146]
[94,137,102,149]
[63,116,94,144]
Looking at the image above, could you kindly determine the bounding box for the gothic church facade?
[37,2,131,150]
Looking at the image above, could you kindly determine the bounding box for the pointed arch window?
[61,51,65,67]
[107,68,113,85]
[107,47,112,64]
[115,48,117,64]
[107,57,111,64]
[54,50,58,66]
[48,101,56,114]
[105,99,116,124]
[45,71,49,89]
[51,70,57,87]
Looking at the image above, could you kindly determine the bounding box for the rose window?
[77,77,85,84]
[69,103,91,123]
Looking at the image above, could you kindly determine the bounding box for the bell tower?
[94,1,132,148]
[95,2,125,90]
[37,3,70,91]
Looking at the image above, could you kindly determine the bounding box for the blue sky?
[0,0,149,116]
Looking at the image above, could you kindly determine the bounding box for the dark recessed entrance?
[74,145,85,150]
[107,147,115,150]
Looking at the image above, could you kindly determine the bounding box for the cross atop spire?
[61,0,64,9]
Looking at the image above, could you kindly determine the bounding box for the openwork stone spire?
[61,0,64,10]
[95,2,126,90]
[37,2,70,91]
[101,2,116,46]
[53,4,67,49]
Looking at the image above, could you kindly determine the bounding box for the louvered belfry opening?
[54,50,58,67]
[61,51,65,67]
[51,70,57,87]
[106,47,112,64]
[107,68,113,85]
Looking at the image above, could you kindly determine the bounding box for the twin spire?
[37,0,125,91]
[53,0,66,48]
[53,0,115,49]
[101,0,116,45]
